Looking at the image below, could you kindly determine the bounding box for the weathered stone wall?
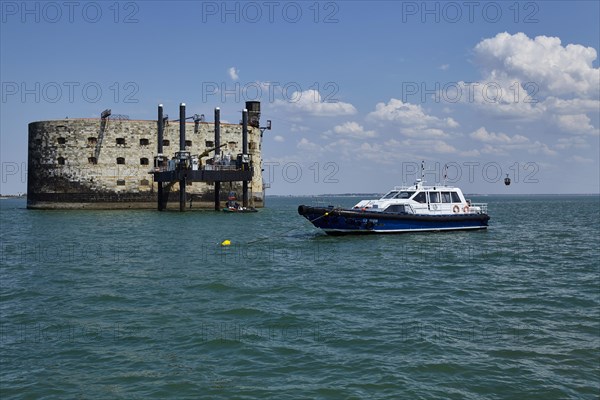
[27,118,264,209]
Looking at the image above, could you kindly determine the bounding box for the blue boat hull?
[298,205,489,235]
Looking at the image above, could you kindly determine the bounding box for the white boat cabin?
[353,179,487,215]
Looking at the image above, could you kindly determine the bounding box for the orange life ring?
[453,205,460,213]
[463,205,470,213]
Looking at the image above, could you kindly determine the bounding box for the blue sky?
[1,1,599,195]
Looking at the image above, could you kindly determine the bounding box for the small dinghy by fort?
[298,173,489,235]
[223,191,258,213]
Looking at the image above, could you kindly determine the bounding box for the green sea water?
[1,195,599,399]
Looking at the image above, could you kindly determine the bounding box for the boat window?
[394,191,415,199]
[441,192,451,203]
[429,192,440,203]
[413,192,426,203]
[381,191,399,199]
[451,192,461,203]
[384,205,406,213]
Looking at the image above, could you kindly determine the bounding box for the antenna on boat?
[443,163,448,186]
[420,160,425,182]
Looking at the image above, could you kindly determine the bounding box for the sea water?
[1,195,598,399]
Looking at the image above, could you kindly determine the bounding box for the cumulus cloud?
[554,114,597,135]
[297,137,322,152]
[569,155,595,164]
[273,89,357,117]
[474,32,599,98]
[367,98,458,138]
[556,136,588,150]
[457,32,600,127]
[469,127,529,144]
[329,122,377,139]
[468,127,557,156]
[228,67,239,80]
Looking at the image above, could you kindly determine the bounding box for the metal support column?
[157,104,164,211]
[179,103,186,212]
[242,108,249,208]
[214,107,221,211]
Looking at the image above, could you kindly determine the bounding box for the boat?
[222,191,258,213]
[222,206,257,213]
[298,177,489,235]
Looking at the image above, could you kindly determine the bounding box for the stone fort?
[27,103,266,209]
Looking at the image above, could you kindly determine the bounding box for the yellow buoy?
[221,240,231,246]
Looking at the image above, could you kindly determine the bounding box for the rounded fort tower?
[27,117,264,209]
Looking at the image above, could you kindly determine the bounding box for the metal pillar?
[214,107,221,211]
[157,104,164,211]
[179,103,186,212]
[242,108,249,207]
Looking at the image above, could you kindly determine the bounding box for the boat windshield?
[393,191,415,199]
[381,191,399,199]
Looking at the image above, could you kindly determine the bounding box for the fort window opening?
[140,158,149,165]
[116,138,126,145]
[88,137,97,145]
[140,179,149,186]
[88,157,97,164]
[249,141,256,150]
[117,179,126,186]
[185,140,192,147]
[57,157,65,165]
[163,139,170,146]
[57,137,66,144]
[140,138,149,146]
[205,140,214,147]
[116,157,125,164]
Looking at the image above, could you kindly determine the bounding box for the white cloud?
[273,135,285,142]
[330,122,376,139]
[228,67,239,80]
[543,97,600,114]
[554,114,598,135]
[273,89,357,117]
[439,64,450,71]
[467,127,557,156]
[469,127,529,144]
[556,136,588,150]
[456,32,600,126]
[290,124,310,132]
[367,98,458,138]
[297,137,322,152]
[569,155,595,164]
[474,32,599,98]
